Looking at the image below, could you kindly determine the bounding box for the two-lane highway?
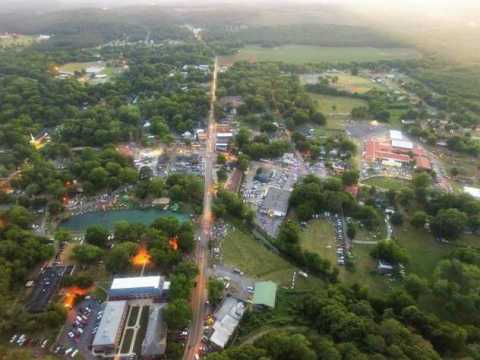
[183,57,218,360]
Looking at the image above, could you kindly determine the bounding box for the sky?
[3,0,480,19]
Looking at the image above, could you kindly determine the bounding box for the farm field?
[219,45,419,65]
[309,93,368,130]
[222,228,322,289]
[363,176,411,191]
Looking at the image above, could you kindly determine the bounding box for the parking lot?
[54,297,104,359]
[26,265,67,313]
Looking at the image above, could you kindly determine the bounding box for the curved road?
[183,57,218,360]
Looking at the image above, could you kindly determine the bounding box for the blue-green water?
[59,208,188,232]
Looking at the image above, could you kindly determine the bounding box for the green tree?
[70,244,103,265]
[164,299,192,330]
[411,210,428,228]
[105,242,137,273]
[431,208,467,240]
[85,225,109,248]
[208,278,225,306]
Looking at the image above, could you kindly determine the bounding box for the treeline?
[205,24,407,49]
[0,206,65,336]
[206,280,479,359]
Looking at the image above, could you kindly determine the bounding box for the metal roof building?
[141,304,168,358]
[262,187,291,217]
[108,276,167,300]
[210,298,245,349]
[252,281,278,308]
[92,300,128,352]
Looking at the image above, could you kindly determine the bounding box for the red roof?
[344,185,359,198]
[415,156,432,170]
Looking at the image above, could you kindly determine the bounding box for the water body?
[59,208,188,232]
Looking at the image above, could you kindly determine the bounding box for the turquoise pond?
[59,208,188,232]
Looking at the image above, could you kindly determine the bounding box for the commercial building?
[364,130,430,170]
[109,276,169,301]
[91,300,128,355]
[141,304,168,359]
[252,281,278,309]
[209,297,246,349]
[261,187,291,217]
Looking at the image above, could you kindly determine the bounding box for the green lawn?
[309,93,368,130]
[0,35,35,48]
[363,177,411,191]
[133,306,150,356]
[342,243,391,296]
[220,45,419,65]
[300,220,337,264]
[127,306,139,327]
[223,228,323,288]
[120,329,134,354]
[393,224,450,279]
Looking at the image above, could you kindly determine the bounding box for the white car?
[67,332,75,339]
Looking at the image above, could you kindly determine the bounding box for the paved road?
[183,57,218,360]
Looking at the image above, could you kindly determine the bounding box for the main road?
[183,57,218,360]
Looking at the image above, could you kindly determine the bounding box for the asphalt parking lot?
[54,297,104,359]
[26,265,66,313]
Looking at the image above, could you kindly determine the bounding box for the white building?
[464,186,480,199]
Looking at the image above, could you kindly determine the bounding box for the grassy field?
[223,228,322,288]
[300,220,337,264]
[300,220,389,295]
[309,93,367,130]
[0,35,35,48]
[363,176,411,191]
[219,45,419,65]
[394,224,450,279]
[332,74,381,94]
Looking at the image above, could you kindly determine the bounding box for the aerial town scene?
[1,0,480,359]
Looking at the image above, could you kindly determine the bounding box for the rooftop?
[92,300,128,347]
[110,276,161,290]
[263,187,291,216]
[252,281,278,308]
[464,186,480,199]
[210,297,245,348]
[390,130,403,140]
[141,304,167,357]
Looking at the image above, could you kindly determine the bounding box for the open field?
[309,93,368,130]
[219,45,419,65]
[363,176,411,191]
[0,35,35,48]
[332,73,382,94]
[300,220,337,264]
[223,228,322,288]
[299,220,389,295]
[394,224,450,279]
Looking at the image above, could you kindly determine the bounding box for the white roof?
[464,186,480,199]
[216,132,233,137]
[110,276,161,290]
[210,298,245,348]
[390,130,403,140]
[391,139,413,150]
[92,301,128,347]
